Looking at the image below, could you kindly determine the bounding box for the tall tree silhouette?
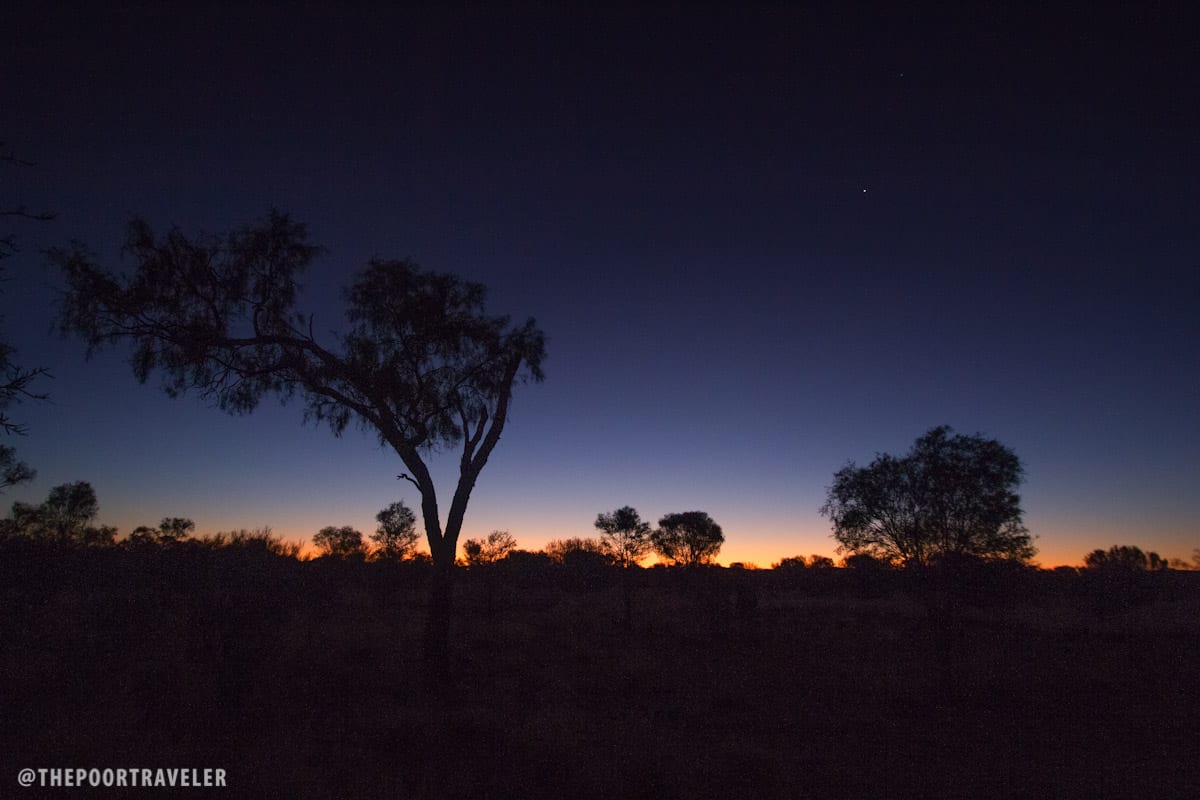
[52,211,546,683]
[822,426,1034,567]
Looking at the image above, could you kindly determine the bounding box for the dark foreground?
[2,543,1197,799]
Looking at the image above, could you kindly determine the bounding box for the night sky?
[3,4,1197,566]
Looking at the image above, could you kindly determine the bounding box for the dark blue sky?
[3,4,1197,565]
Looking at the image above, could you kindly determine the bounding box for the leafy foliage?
[461,529,517,566]
[126,516,195,546]
[313,525,367,559]
[822,426,1034,567]
[594,505,652,567]
[51,211,546,570]
[1083,545,1166,571]
[2,481,115,545]
[371,500,420,561]
[651,511,724,566]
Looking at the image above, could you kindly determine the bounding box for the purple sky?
[3,5,1197,565]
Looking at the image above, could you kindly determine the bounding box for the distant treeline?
[3,521,1197,620]
[2,481,1197,579]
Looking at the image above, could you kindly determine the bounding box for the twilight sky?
[2,4,1197,566]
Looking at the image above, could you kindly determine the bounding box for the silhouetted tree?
[0,333,47,481]
[2,141,56,261]
[1083,545,1163,571]
[0,144,53,491]
[772,556,808,573]
[0,283,49,492]
[371,500,420,561]
[313,525,367,559]
[651,511,724,566]
[6,481,116,545]
[0,444,34,492]
[126,516,194,546]
[461,529,516,567]
[594,505,651,568]
[37,480,97,541]
[52,211,545,684]
[822,426,1034,568]
[160,516,194,542]
[808,555,835,570]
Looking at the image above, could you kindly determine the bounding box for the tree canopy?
[372,500,420,561]
[594,505,651,567]
[1083,545,1166,571]
[2,481,115,546]
[313,525,367,559]
[821,426,1034,567]
[650,511,724,566]
[461,529,517,566]
[52,211,545,572]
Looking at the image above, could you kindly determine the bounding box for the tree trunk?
[423,552,455,691]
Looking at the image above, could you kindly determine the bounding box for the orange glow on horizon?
[273,529,1125,569]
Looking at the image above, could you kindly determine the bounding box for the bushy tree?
[52,211,545,681]
[594,505,651,568]
[313,525,367,559]
[461,529,516,567]
[1083,545,1165,571]
[772,556,808,573]
[822,426,1034,567]
[372,500,420,561]
[544,537,606,563]
[5,481,115,545]
[651,511,724,566]
[127,516,194,546]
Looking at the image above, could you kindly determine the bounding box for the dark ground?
[2,543,1197,799]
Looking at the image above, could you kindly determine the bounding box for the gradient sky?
[3,5,1197,566]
